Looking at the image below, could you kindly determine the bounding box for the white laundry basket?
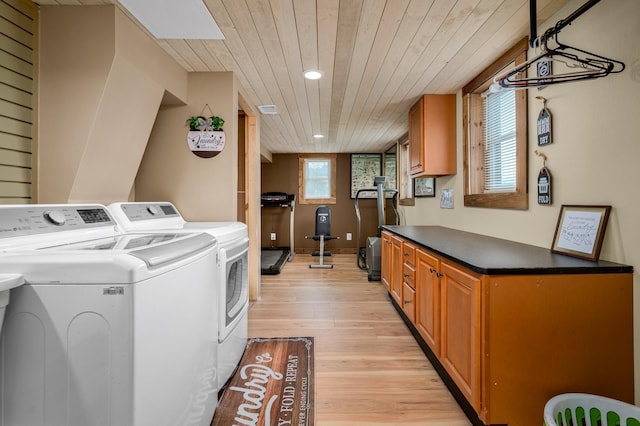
[544,393,640,426]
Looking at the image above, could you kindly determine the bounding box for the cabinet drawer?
[402,242,416,266]
[402,282,416,323]
[403,263,416,289]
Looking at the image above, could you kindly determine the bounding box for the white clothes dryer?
[0,204,219,426]
[108,202,248,389]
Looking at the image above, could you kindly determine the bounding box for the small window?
[298,154,336,204]
[463,38,528,210]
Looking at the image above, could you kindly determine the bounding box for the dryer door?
[220,238,249,339]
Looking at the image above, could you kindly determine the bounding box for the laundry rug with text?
[212,337,314,426]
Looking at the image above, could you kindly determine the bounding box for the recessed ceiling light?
[119,0,224,39]
[304,70,323,80]
[313,133,324,139]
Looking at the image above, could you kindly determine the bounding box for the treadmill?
[260,192,295,275]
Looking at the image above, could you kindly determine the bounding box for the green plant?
[186,115,225,131]
[210,116,224,131]
[186,116,205,131]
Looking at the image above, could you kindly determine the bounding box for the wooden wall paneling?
[0,0,35,204]
[339,0,410,151]
[316,0,339,150]
[326,0,362,148]
[34,0,576,154]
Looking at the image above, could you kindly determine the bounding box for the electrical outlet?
[270,232,276,241]
[346,233,352,241]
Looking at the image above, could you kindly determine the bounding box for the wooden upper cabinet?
[408,94,457,177]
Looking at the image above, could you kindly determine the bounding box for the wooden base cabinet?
[440,260,482,414]
[402,282,416,323]
[381,232,392,290]
[415,249,441,356]
[483,273,633,425]
[381,231,634,426]
[387,232,403,305]
[401,242,417,322]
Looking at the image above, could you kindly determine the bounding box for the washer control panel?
[119,203,180,222]
[0,205,115,238]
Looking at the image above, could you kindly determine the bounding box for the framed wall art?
[551,204,612,261]
[350,154,382,199]
[414,177,435,197]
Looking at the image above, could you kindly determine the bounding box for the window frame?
[298,153,337,205]
[462,37,529,210]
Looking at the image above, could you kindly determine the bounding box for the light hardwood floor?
[249,254,471,426]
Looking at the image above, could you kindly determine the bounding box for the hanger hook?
[534,150,547,168]
[535,96,547,107]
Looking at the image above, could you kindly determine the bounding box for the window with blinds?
[298,154,336,204]
[483,89,516,192]
[462,38,528,210]
[0,0,36,204]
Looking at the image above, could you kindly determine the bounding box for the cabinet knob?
[436,272,444,278]
[403,273,410,278]
[429,267,436,273]
[403,252,409,257]
[404,300,411,305]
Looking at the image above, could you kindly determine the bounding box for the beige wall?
[134,72,239,221]
[37,5,187,204]
[402,0,640,400]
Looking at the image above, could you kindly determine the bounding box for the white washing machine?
[108,202,248,389]
[0,204,219,426]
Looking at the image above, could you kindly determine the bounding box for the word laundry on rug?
[212,337,314,426]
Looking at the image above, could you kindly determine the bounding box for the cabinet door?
[408,94,457,176]
[408,97,424,174]
[389,235,403,305]
[381,232,392,290]
[440,261,481,411]
[415,249,441,356]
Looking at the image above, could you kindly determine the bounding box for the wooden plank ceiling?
[34,0,571,155]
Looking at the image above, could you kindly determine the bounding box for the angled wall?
[37,5,187,203]
[134,72,239,221]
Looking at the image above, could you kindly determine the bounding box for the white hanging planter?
[187,130,225,158]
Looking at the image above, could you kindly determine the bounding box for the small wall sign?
[536,96,552,146]
[535,150,552,205]
[537,167,552,205]
[440,189,454,209]
[187,130,225,158]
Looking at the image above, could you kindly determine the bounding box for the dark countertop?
[382,225,633,275]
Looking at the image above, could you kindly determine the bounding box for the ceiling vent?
[257,105,279,115]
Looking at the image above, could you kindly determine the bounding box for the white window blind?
[303,158,331,199]
[483,89,516,192]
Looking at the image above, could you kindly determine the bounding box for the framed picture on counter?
[551,204,611,261]
[414,177,435,197]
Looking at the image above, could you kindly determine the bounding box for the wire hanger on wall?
[493,0,625,90]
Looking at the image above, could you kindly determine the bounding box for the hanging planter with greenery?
[186,110,225,158]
